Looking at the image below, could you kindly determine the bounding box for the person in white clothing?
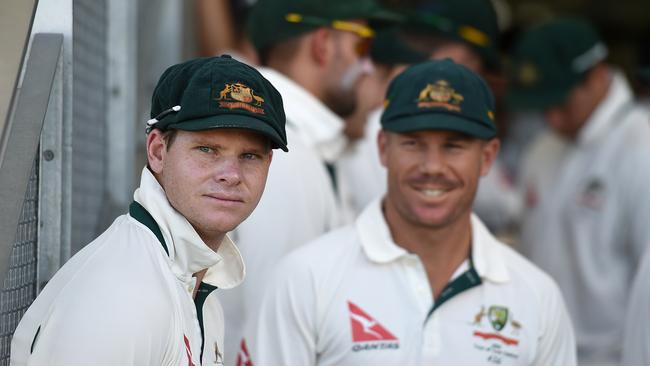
[217,0,400,364]
[10,55,287,366]
[243,59,577,366]
[509,18,650,366]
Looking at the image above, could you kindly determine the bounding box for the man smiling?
[10,55,287,366]
[242,59,576,365]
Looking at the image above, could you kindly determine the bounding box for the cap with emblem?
[148,55,288,151]
[247,0,400,52]
[507,18,608,110]
[405,0,501,71]
[381,58,497,139]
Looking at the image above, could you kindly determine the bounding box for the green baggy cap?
[507,18,608,111]
[149,55,288,151]
[382,59,497,139]
[247,0,401,51]
[405,0,501,71]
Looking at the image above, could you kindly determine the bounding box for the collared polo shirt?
[242,199,576,366]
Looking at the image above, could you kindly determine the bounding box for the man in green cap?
[10,55,287,365]
[339,0,522,235]
[241,59,576,365]
[509,18,650,366]
[220,0,398,363]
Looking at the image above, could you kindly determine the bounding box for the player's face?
[543,81,596,139]
[148,128,272,243]
[379,129,499,230]
[322,21,373,118]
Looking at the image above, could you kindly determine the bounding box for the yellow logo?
[518,63,538,86]
[216,82,265,114]
[417,80,464,112]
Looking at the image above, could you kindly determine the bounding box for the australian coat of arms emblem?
[417,80,464,111]
[216,82,265,114]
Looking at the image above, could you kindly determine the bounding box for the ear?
[479,138,500,177]
[309,28,331,66]
[146,129,167,174]
[378,129,389,168]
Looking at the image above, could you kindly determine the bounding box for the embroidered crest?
[488,306,509,331]
[577,178,605,209]
[216,82,265,114]
[416,80,464,111]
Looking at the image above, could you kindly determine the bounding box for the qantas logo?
[236,339,254,366]
[348,301,399,352]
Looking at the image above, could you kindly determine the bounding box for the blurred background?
[0,0,648,364]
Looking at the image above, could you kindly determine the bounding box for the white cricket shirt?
[519,71,650,366]
[11,168,245,366]
[242,199,576,366]
[218,67,354,366]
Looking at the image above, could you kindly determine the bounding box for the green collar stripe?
[129,201,169,256]
[427,258,482,319]
[195,282,219,361]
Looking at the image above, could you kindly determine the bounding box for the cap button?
[221,54,233,59]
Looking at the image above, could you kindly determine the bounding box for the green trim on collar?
[129,201,169,256]
[195,282,219,361]
[426,256,482,320]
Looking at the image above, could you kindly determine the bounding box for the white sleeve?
[19,283,173,365]
[532,280,578,366]
[622,248,650,366]
[243,255,318,366]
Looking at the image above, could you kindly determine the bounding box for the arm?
[21,267,174,366]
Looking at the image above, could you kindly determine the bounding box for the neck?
[383,200,472,298]
[196,230,226,253]
[268,56,325,102]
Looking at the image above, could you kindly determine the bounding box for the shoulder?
[45,214,175,322]
[492,240,564,302]
[279,225,361,274]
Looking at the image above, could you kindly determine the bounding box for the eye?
[444,141,466,150]
[197,146,212,153]
[241,152,260,160]
[400,139,417,147]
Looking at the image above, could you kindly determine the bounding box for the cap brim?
[506,87,569,111]
[167,114,288,152]
[382,112,496,139]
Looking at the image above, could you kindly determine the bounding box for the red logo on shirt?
[183,335,196,366]
[236,339,254,366]
[348,301,397,342]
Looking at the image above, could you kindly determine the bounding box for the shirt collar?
[258,67,347,162]
[133,167,245,289]
[577,70,633,145]
[356,198,509,283]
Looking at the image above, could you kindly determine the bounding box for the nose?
[213,156,242,186]
[420,147,447,175]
